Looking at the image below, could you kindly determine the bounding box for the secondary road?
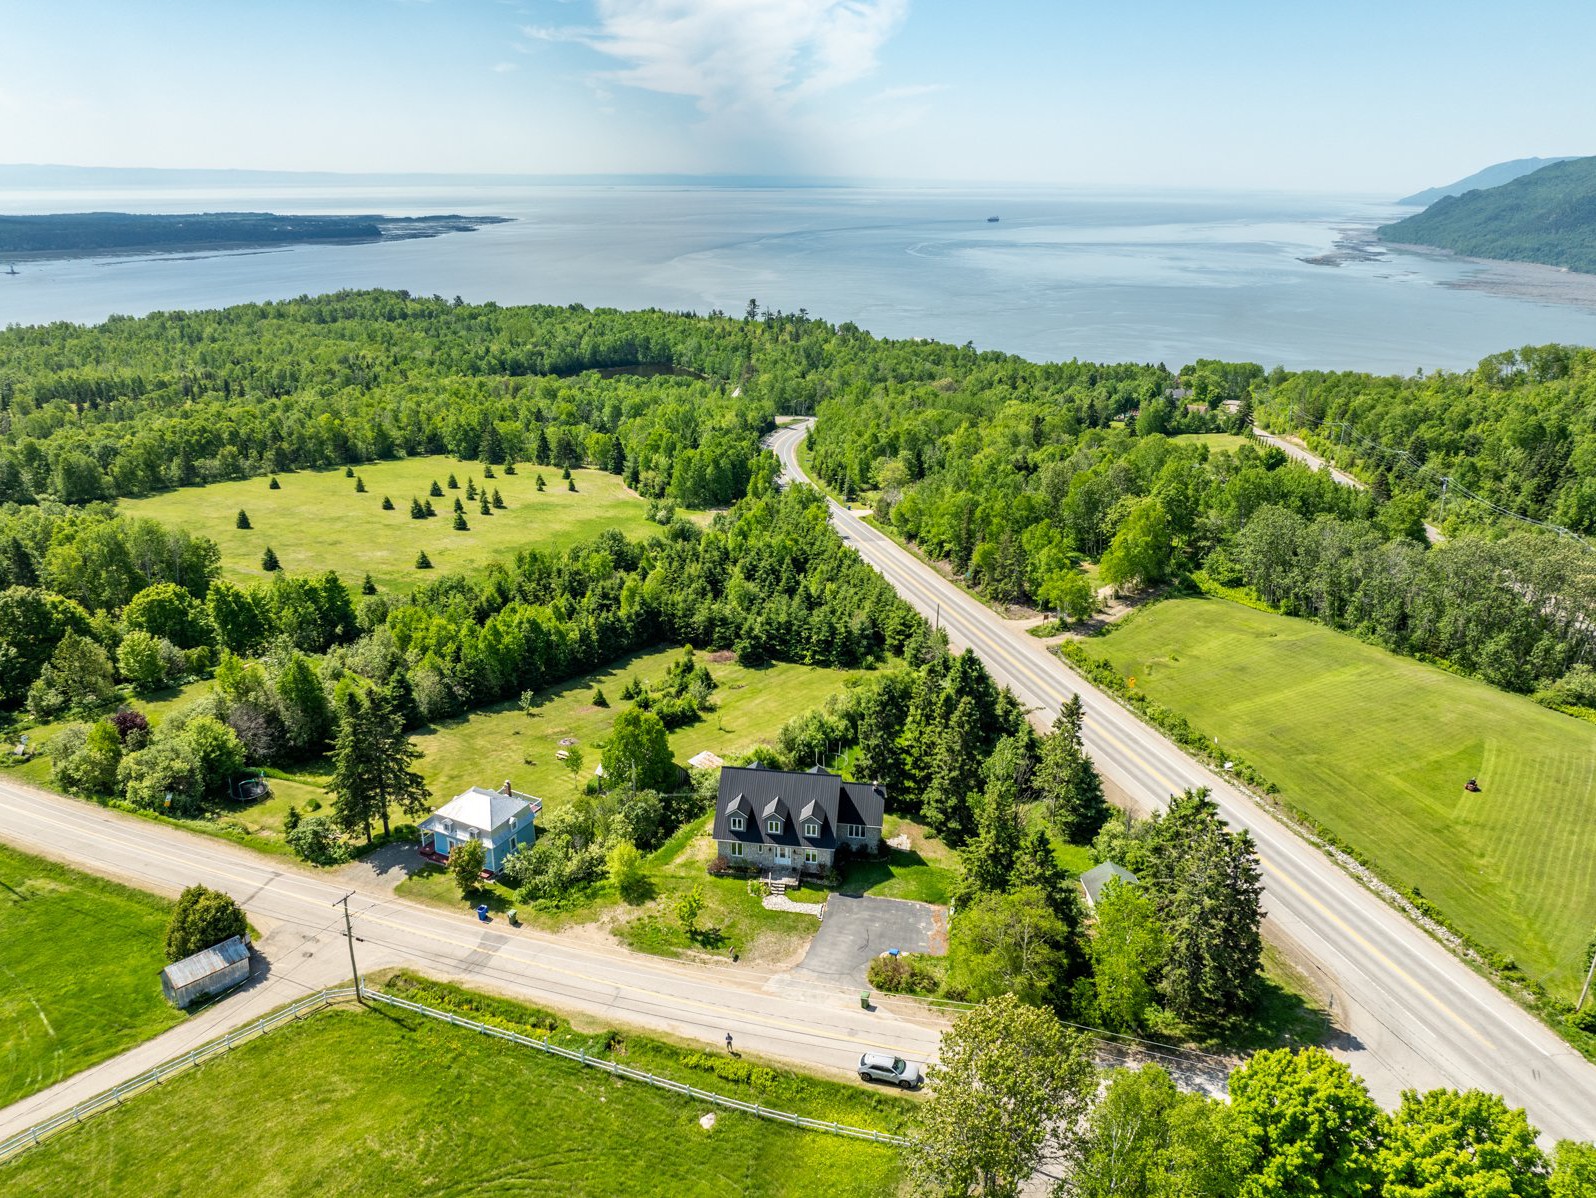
[770,419,1596,1141]
[1252,425,1444,543]
[0,772,943,1143]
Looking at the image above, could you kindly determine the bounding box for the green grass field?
[0,986,906,1197]
[123,458,666,592]
[0,843,184,1107]
[1172,432,1250,452]
[413,645,873,816]
[1092,596,1596,996]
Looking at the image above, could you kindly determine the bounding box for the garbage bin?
[860,991,871,1010]
[476,904,490,922]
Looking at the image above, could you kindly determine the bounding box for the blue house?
[418,782,541,872]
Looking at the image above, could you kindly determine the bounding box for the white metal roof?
[161,935,250,989]
[419,786,540,835]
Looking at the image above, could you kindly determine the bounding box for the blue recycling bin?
[476,904,489,922]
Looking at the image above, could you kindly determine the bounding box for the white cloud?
[492,61,521,72]
[525,0,909,115]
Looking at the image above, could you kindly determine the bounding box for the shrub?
[268,476,280,490]
[117,630,171,692]
[354,476,366,493]
[868,952,940,995]
[235,509,251,529]
[165,884,247,962]
[109,707,150,747]
[535,474,546,491]
[449,837,486,895]
[504,463,517,475]
[284,804,301,833]
[591,686,609,708]
[286,815,348,864]
[678,1051,783,1095]
[567,478,576,492]
[345,466,355,479]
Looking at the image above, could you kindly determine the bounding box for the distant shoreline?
[0,212,511,265]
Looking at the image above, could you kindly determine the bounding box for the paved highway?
[0,772,943,1141]
[770,419,1596,1141]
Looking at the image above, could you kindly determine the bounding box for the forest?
[0,212,506,256]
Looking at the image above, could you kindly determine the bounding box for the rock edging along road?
[0,772,944,1144]
[768,420,1596,1142]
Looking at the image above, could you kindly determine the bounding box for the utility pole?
[334,891,364,1005]
[1578,949,1596,1014]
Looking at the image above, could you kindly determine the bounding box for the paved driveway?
[796,894,947,985]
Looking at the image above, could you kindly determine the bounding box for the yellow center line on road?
[1260,861,1495,1051]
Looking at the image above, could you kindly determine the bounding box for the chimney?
[503,779,513,796]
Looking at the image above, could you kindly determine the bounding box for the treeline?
[912,996,1596,1198]
[1260,343,1596,533]
[810,346,1596,695]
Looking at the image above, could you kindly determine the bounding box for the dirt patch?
[705,650,737,664]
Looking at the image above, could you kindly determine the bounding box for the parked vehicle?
[858,1051,924,1089]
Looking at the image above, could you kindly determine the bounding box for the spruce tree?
[381,495,394,510]
[479,495,491,515]
[961,782,1024,895]
[453,496,464,514]
[1037,694,1108,842]
[567,478,577,492]
[354,476,366,493]
[492,488,505,509]
[261,546,280,571]
[535,474,547,491]
[424,498,436,517]
[370,684,431,834]
[453,511,469,531]
[236,509,251,529]
[268,475,281,490]
[360,574,376,596]
[561,465,572,480]
[415,550,432,569]
[478,417,505,465]
[328,691,381,845]
[503,461,517,475]
[466,478,477,500]
[344,466,355,478]
[447,472,459,489]
[429,479,443,498]
[483,463,496,479]
[410,497,426,519]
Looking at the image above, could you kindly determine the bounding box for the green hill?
[1379,155,1596,272]
[1397,156,1576,206]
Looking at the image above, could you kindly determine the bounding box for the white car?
[858,1051,924,1089]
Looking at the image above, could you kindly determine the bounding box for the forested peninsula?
[0,212,507,259]
[1379,155,1596,273]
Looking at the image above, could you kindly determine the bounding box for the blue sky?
[2,0,1590,192]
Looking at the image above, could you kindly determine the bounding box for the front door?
[774,845,791,866]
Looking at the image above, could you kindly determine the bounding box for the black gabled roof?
[712,766,885,849]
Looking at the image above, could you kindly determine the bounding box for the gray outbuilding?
[1079,862,1139,912]
[160,935,251,1008]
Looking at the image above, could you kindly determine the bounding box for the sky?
[1,0,1591,193]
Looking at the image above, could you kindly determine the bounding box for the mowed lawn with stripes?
[1092,596,1596,998]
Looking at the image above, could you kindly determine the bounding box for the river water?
[2,183,1593,373]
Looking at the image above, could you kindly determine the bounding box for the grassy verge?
[1,974,907,1198]
[1089,594,1596,1000]
[0,842,184,1107]
[121,459,671,593]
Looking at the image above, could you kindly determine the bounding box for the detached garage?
[160,935,251,1008]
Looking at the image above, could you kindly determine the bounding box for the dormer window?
[442,820,453,834]
[729,815,745,832]
[803,820,820,838]
[767,817,783,835]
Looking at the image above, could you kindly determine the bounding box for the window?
[841,823,864,839]
[804,849,818,864]
[767,818,782,834]
[729,814,745,832]
[803,820,820,838]
[729,843,743,858]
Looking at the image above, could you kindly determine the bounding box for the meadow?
[0,842,184,1107]
[1092,596,1596,996]
[0,980,908,1198]
[122,459,668,592]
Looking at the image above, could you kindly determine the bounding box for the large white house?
[418,782,541,872]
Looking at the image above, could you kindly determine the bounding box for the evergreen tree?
[354,476,366,493]
[535,473,547,491]
[466,478,477,500]
[561,465,572,480]
[235,509,251,530]
[415,550,432,569]
[344,466,355,478]
[268,475,281,490]
[409,496,426,519]
[531,424,550,465]
[261,545,280,571]
[479,417,504,464]
[921,695,985,843]
[1011,827,1079,930]
[962,780,1024,895]
[424,498,436,517]
[360,574,376,596]
[447,472,459,489]
[479,495,491,515]
[1036,695,1109,842]
[381,495,394,510]
[503,461,517,475]
[483,463,495,479]
[368,686,431,837]
[453,496,464,514]
[567,478,577,492]
[492,488,505,509]
[429,479,443,497]
[328,690,381,844]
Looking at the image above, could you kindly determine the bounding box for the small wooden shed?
[160,935,251,1008]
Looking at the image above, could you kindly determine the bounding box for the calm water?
[2,184,1594,373]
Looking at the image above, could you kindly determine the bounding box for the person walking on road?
[725,1032,734,1055]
